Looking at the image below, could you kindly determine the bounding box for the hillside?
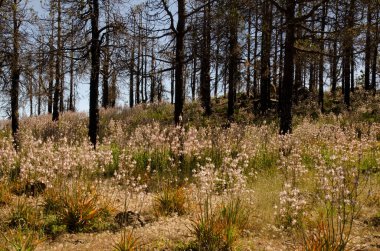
[0,92,380,250]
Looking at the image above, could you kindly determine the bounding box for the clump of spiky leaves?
[1,227,41,251]
[44,181,112,233]
[302,219,347,251]
[154,186,187,216]
[219,198,248,248]
[112,229,141,251]
[8,198,40,229]
[190,197,248,251]
[190,197,222,251]
[0,181,12,206]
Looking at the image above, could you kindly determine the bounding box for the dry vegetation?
[0,93,380,251]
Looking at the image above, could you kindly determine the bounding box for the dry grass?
[1,95,380,250]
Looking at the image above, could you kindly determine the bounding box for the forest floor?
[1,91,380,250]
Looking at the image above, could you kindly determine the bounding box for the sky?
[20,0,152,117]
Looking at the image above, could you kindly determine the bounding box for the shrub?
[190,197,222,251]
[45,182,112,233]
[8,199,39,229]
[1,227,41,251]
[0,181,12,206]
[154,186,187,216]
[112,229,141,251]
[190,197,248,251]
[302,219,346,251]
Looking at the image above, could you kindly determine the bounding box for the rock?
[24,181,46,197]
[370,216,380,227]
[114,211,145,228]
[12,181,46,197]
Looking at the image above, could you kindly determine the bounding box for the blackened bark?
[279,0,296,134]
[200,1,211,115]
[246,8,252,96]
[47,11,54,114]
[273,18,279,90]
[191,37,197,102]
[372,7,379,92]
[158,72,163,102]
[89,0,100,148]
[331,0,339,96]
[364,3,372,90]
[170,67,174,104]
[227,1,239,121]
[60,53,65,112]
[110,71,117,107]
[136,15,141,104]
[174,0,186,125]
[11,0,20,150]
[69,28,75,112]
[318,2,327,111]
[150,45,155,103]
[294,55,302,103]
[343,0,355,107]
[214,35,220,98]
[28,70,33,116]
[52,0,61,121]
[102,32,110,108]
[38,49,43,115]
[260,1,272,113]
[144,36,148,102]
[253,7,259,98]
[331,39,338,95]
[278,15,284,100]
[350,47,355,92]
[129,45,135,108]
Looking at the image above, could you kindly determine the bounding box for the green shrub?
[44,183,112,233]
[190,197,248,251]
[112,229,141,251]
[154,186,187,216]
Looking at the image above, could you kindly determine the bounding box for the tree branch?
[161,0,177,35]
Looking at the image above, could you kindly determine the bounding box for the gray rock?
[114,211,145,228]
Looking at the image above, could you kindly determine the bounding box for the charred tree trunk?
[331,40,338,95]
[38,48,43,115]
[372,6,379,92]
[191,38,197,102]
[144,35,148,103]
[129,40,135,108]
[364,3,372,90]
[246,8,252,96]
[150,45,156,103]
[89,0,100,148]
[260,1,272,113]
[343,0,355,107]
[214,34,220,98]
[47,10,54,114]
[69,24,75,112]
[60,52,65,112]
[110,71,117,107]
[102,32,110,108]
[227,1,239,121]
[174,0,186,125]
[28,69,33,116]
[200,1,211,115]
[318,2,327,111]
[52,0,61,121]
[136,15,141,104]
[279,0,296,134]
[253,6,259,98]
[273,17,279,90]
[11,0,20,149]
[170,67,174,104]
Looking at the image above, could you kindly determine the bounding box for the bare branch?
[161,0,177,35]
